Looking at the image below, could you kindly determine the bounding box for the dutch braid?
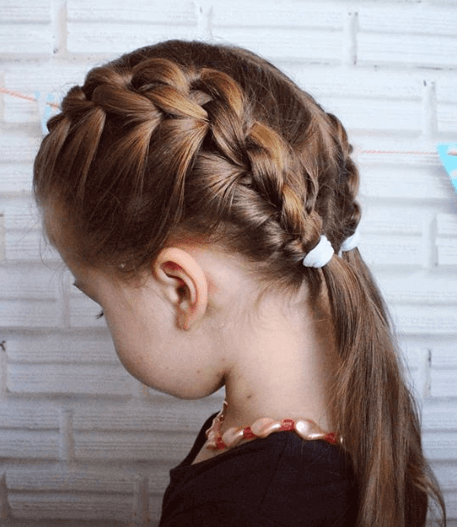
[324,112,361,245]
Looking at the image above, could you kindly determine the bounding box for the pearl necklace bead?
[205,400,342,451]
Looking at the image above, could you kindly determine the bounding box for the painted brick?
[0,264,58,300]
[318,96,422,134]
[0,430,59,459]
[431,347,457,369]
[423,431,457,461]
[359,233,423,268]
[0,24,53,56]
[362,206,425,236]
[436,243,457,268]
[1,0,51,22]
[436,80,457,104]
[3,64,86,125]
[0,402,59,429]
[5,234,61,264]
[6,230,52,261]
[389,304,457,335]
[431,370,457,397]
[289,67,423,101]
[377,274,457,307]
[6,466,137,494]
[2,197,38,230]
[423,400,457,430]
[433,464,457,491]
[211,1,343,28]
[358,164,451,201]
[8,493,132,521]
[397,339,421,371]
[437,213,457,267]
[211,27,343,64]
[4,96,59,125]
[72,399,218,432]
[430,347,457,398]
[0,165,33,195]
[6,363,134,395]
[74,430,193,462]
[437,103,457,134]
[67,23,197,55]
[389,344,420,396]
[357,5,457,36]
[3,97,38,125]
[355,143,440,169]
[0,213,5,262]
[437,214,457,237]
[443,492,457,520]
[0,299,60,328]
[0,132,42,163]
[148,468,172,495]
[350,203,425,267]
[5,64,94,94]
[68,0,197,24]
[149,496,165,527]
[357,33,457,69]
[6,332,116,364]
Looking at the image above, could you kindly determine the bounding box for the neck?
[218,290,338,435]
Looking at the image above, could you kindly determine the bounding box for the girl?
[33,40,446,526]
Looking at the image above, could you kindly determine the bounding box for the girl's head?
[34,40,445,527]
[34,39,360,300]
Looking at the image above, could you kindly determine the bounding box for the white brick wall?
[0,1,456,525]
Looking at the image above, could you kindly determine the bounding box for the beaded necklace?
[205,400,342,451]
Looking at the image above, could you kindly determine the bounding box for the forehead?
[42,201,138,287]
[42,203,81,262]
[43,204,65,248]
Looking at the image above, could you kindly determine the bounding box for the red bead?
[280,419,295,431]
[324,433,338,444]
[215,437,227,450]
[243,427,257,440]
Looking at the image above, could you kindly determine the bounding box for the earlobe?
[153,248,208,330]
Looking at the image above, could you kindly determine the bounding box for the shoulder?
[159,500,284,527]
[160,433,358,527]
[260,434,358,525]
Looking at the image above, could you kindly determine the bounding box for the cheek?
[100,296,225,399]
[103,309,169,386]
[108,329,156,388]
[105,316,224,399]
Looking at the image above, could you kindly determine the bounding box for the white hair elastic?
[302,235,334,268]
[302,228,360,268]
[338,228,360,258]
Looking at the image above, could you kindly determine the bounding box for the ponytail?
[323,250,446,526]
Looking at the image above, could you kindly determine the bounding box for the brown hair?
[33,40,446,526]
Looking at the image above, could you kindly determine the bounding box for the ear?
[152,247,208,331]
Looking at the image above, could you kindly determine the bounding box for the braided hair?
[33,40,446,527]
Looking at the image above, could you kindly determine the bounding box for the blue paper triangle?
[436,143,457,196]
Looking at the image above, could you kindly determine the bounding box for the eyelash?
[72,282,103,319]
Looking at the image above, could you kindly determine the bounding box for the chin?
[150,375,225,401]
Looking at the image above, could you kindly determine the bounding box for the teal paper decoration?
[35,91,56,136]
[436,143,457,196]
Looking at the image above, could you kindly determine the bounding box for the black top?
[159,413,359,526]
